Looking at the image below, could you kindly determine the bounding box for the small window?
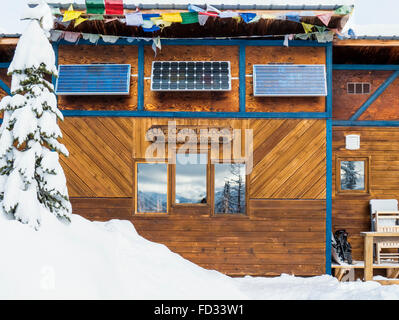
[175,153,207,204]
[347,82,371,94]
[214,163,246,214]
[336,157,369,194]
[136,162,168,213]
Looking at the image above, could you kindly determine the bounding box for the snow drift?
[1,212,399,300]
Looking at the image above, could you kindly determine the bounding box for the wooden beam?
[334,39,399,47]
[0,38,18,45]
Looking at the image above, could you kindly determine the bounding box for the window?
[175,153,207,204]
[347,82,370,94]
[136,162,168,213]
[214,163,246,214]
[336,157,369,194]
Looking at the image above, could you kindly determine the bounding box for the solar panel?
[253,64,327,97]
[151,61,231,91]
[55,64,131,95]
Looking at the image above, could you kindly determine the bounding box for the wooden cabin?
[1,2,398,278]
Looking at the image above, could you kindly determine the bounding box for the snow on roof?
[43,0,354,9]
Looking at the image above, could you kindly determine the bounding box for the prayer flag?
[188,4,204,13]
[334,5,352,15]
[286,12,300,23]
[239,13,256,23]
[86,0,105,15]
[64,31,81,43]
[161,13,183,23]
[301,22,314,33]
[105,0,123,15]
[74,17,88,26]
[316,12,333,26]
[126,12,143,26]
[63,5,82,22]
[180,12,199,24]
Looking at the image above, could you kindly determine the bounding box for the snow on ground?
[1,212,399,300]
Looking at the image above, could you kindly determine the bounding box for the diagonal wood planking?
[249,119,326,199]
[59,117,133,198]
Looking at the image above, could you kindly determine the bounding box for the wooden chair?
[370,200,399,264]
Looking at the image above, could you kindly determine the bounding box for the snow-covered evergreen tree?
[0,1,71,229]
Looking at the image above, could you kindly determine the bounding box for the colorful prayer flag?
[239,13,256,23]
[89,15,104,20]
[161,13,183,23]
[334,5,353,15]
[180,12,199,24]
[63,5,82,22]
[86,0,105,15]
[316,12,333,26]
[74,17,88,27]
[301,22,314,33]
[219,11,239,18]
[104,0,123,15]
[64,31,81,43]
[198,14,209,26]
[126,12,143,26]
[285,12,300,23]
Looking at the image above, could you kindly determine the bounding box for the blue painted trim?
[239,44,246,113]
[350,70,399,121]
[326,118,332,275]
[60,39,329,47]
[0,78,11,96]
[333,120,399,127]
[333,64,399,71]
[137,43,144,111]
[0,62,10,69]
[326,44,333,117]
[61,110,329,119]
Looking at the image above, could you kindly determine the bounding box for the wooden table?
[361,232,399,281]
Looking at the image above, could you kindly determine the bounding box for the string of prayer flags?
[316,12,333,26]
[161,13,183,23]
[334,5,353,15]
[105,0,124,15]
[85,0,105,15]
[126,12,143,26]
[180,12,199,24]
[295,33,310,40]
[315,25,327,33]
[301,22,314,33]
[62,5,82,22]
[239,13,257,23]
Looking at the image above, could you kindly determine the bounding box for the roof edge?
[46,3,346,11]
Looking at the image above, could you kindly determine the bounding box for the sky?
[0,0,399,35]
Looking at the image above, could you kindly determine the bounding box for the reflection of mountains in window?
[340,161,365,190]
[137,163,167,213]
[175,153,207,204]
[214,163,246,214]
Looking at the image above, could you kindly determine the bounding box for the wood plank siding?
[332,127,399,261]
[60,117,327,276]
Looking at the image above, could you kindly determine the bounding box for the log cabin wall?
[59,117,327,276]
[333,69,399,120]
